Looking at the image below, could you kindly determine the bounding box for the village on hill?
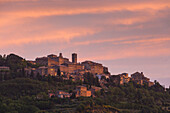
[0,53,155,98]
[0,53,169,113]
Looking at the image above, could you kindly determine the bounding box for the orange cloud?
[76,36,170,61]
[113,37,170,45]
[79,43,170,61]
[1,1,169,29]
[74,35,170,46]
[1,2,169,18]
[110,17,150,25]
[0,27,99,48]
[0,0,39,2]
[74,38,126,46]
[0,0,169,29]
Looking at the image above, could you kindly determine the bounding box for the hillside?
[0,78,169,113]
[0,53,169,113]
[0,78,48,99]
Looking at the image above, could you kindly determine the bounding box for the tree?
[22,67,25,77]
[76,103,85,112]
[0,103,8,113]
[57,68,61,76]
[101,76,106,80]
[36,72,42,80]
[30,71,34,78]
[0,55,5,66]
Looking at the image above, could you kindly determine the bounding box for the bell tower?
[72,53,77,64]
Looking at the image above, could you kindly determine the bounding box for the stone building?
[90,86,102,96]
[75,86,91,97]
[131,72,150,85]
[72,53,77,64]
[81,61,104,75]
[37,65,61,76]
[59,65,69,74]
[70,74,84,82]
[24,68,37,77]
[48,53,69,66]
[36,57,48,66]
[48,90,71,98]
[148,81,154,87]
[56,91,71,98]
[119,73,131,85]
[27,60,36,65]
[110,73,130,85]
[38,66,48,76]
[34,53,110,77]
[61,62,84,74]
[34,53,84,76]
[36,53,69,67]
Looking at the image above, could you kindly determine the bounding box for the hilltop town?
[0,53,169,113]
[0,53,156,97]
[28,53,110,80]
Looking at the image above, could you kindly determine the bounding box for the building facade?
[33,53,110,77]
[75,86,91,97]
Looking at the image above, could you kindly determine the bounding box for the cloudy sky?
[0,0,170,87]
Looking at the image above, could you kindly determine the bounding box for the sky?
[0,0,170,87]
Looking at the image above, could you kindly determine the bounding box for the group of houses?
[47,71,154,99]
[25,53,110,81]
[111,72,154,87]
[48,85,102,98]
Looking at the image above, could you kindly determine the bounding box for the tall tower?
[72,53,77,64]
[59,53,63,58]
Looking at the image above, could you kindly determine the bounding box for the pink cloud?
[77,36,170,61]
[80,46,170,61]
[0,27,99,48]
[73,35,170,46]
[1,1,169,18]
[113,37,170,45]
